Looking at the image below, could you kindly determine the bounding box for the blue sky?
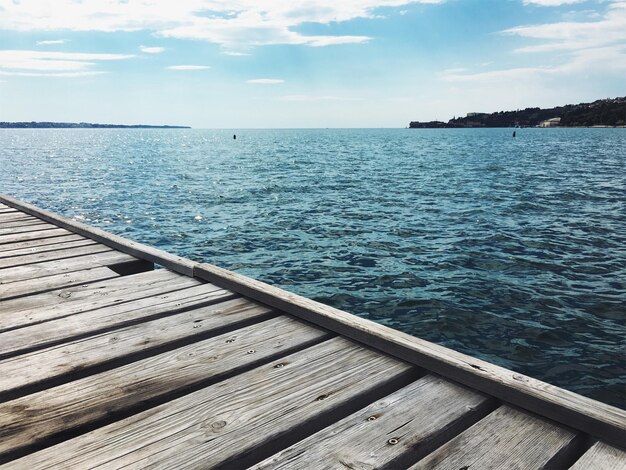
[0,0,624,127]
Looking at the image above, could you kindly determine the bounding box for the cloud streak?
[167,65,210,70]
[247,78,284,84]
[140,45,165,54]
[0,50,134,77]
[0,0,445,48]
[36,39,66,45]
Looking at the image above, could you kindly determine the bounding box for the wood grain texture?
[0,223,56,237]
[0,266,120,300]
[0,250,137,283]
[0,282,232,358]
[0,228,84,246]
[253,374,494,470]
[0,213,34,223]
[0,297,271,395]
[4,337,413,469]
[0,218,44,229]
[0,268,193,326]
[194,262,626,449]
[0,234,84,253]
[0,194,195,276]
[570,442,626,470]
[0,242,110,269]
[409,405,576,469]
[0,237,94,259]
[0,316,329,458]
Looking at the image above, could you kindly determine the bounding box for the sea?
[1,127,624,408]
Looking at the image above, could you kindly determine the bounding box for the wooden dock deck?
[1,194,625,469]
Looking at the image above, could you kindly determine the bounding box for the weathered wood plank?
[4,337,414,469]
[0,228,74,245]
[0,237,95,260]
[0,194,195,276]
[0,297,270,396]
[0,268,194,325]
[409,406,576,469]
[0,243,109,269]
[570,442,626,470]
[0,223,56,237]
[0,316,329,458]
[0,250,138,284]
[253,375,494,470]
[0,282,233,358]
[0,233,84,253]
[0,218,47,229]
[0,213,37,224]
[194,262,626,448]
[0,266,120,300]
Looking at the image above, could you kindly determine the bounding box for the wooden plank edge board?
[0,316,331,461]
[2,193,624,449]
[192,263,626,449]
[570,441,626,469]
[253,374,497,469]
[0,266,121,301]
[0,194,194,276]
[2,338,416,469]
[0,297,269,399]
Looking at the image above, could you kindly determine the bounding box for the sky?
[0,0,625,128]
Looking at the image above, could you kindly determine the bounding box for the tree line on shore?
[409,96,626,128]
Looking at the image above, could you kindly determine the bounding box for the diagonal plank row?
[1,198,625,469]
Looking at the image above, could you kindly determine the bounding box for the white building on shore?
[539,117,561,127]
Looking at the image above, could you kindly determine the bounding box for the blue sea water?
[1,127,624,408]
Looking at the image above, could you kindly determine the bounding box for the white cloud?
[247,78,285,84]
[280,94,361,101]
[167,65,210,70]
[505,1,626,52]
[442,2,626,85]
[0,0,445,48]
[222,51,251,56]
[0,70,105,77]
[140,45,165,54]
[0,50,134,77]
[523,0,584,5]
[36,39,66,45]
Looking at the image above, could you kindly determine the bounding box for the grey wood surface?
[570,441,626,469]
[0,282,233,357]
[5,337,413,469]
[0,250,137,283]
[0,213,34,223]
[0,266,120,300]
[0,194,195,276]
[409,405,576,469]
[0,238,96,260]
[0,222,55,236]
[0,316,329,457]
[195,262,626,448]
[0,297,272,395]
[0,218,44,229]
[0,243,110,269]
[0,268,193,326]
[0,228,84,246]
[253,374,493,470]
[0,233,84,253]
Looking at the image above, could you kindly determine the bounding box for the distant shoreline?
[0,122,191,129]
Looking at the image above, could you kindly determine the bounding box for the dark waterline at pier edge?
[1,127,624,408]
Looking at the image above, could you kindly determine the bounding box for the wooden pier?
[0,193,624,469]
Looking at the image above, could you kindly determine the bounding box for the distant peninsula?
[409,96,626,128]
[0,122,191,129]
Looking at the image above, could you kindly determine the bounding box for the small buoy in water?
[233,134,236,140]
[512,131,516,137]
